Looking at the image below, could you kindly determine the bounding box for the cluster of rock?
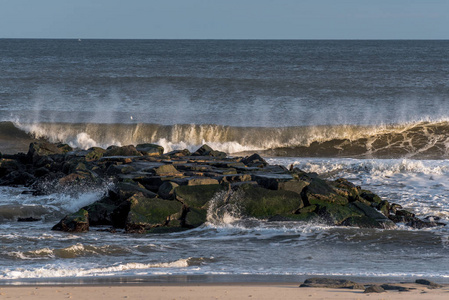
[0,141,444,233]
[299,277,444,293]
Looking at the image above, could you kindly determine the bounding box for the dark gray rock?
[415,279,443,289]
[104,145,142,157]
[300,278,365,290]
[192,144,227,158]
[241,153,267,167]
[52,209,89,232]
[364,285,385,293]
[166,149,191,157]
[136,143,164,156]
[380,284,410,291]
[158,181,179,199]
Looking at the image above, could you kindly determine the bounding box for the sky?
[0,0,448,39]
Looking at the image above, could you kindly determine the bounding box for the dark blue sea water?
[1,39,449,283]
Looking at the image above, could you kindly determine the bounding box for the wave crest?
[5,120,449,159]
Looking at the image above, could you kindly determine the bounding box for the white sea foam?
[1,258,192,279]
[8,248,55,260]
[269,157,449,219]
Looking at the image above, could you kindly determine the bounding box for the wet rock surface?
[0,142,444,233]
[299,278,365,290]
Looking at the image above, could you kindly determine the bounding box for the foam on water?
[269,157,449,219]
[1,258,193,279]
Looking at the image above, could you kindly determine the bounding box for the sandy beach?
[1,283,448,300]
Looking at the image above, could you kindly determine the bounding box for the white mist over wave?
[11,118,449,158]
[0,184,110,222]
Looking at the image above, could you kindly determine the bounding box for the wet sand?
[0,282,448,300]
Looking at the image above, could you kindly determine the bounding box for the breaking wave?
[1,258,194,279]
[4,120,449,159]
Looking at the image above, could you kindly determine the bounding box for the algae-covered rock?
[314,201,364,225]
[52,209,89,232]
[302,177,349,206]
[28,141,64,157]
[153,164,182,176]
[183,207,208,228]
[359,190,382,204]
[13,141,440,233]
[230,184,303,219]
[269,212,318,222]
[330,178,361,202]
[56,143,73,154]
[125,195,182,233]
[175,183,229,208]
[187,177,219,186]
[104,145,142,157]
[350,202,390,222]
[85,147,106,162]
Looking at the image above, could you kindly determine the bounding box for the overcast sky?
[1,0,448,39]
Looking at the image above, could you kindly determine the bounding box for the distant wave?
[4,121,449,159]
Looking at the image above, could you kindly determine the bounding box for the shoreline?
[2,274,449,286]
[0,281,448,300]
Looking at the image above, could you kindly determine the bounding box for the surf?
[4,120,448,159]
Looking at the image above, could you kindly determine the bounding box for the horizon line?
[1,37,449,41]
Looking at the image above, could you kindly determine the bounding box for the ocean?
[1,39,449,283]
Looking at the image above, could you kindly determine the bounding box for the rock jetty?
[0,141,444,233]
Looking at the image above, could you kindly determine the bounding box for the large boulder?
[125,195,182,233]
[166,149,191,157]
[136,144,164,156]
[158,181,179,199]
[104,145,142,157]
[84,195,119,226]
[241,153,267,167]
[183,207,208,228]
[115,182,158,200]
[302,177,349,206]
[0,158,23,177]
[175,183,229,208]
[85,147,106,162]
[27,141,64,165]
[192,144,226,158]
[52,209,89,232]
[229,184,303,219]
[28,141,64,157]
[300,278,365,290]
[153,164,183,176]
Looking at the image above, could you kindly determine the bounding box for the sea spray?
[11,120,449,158]
[206,189,242,226]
